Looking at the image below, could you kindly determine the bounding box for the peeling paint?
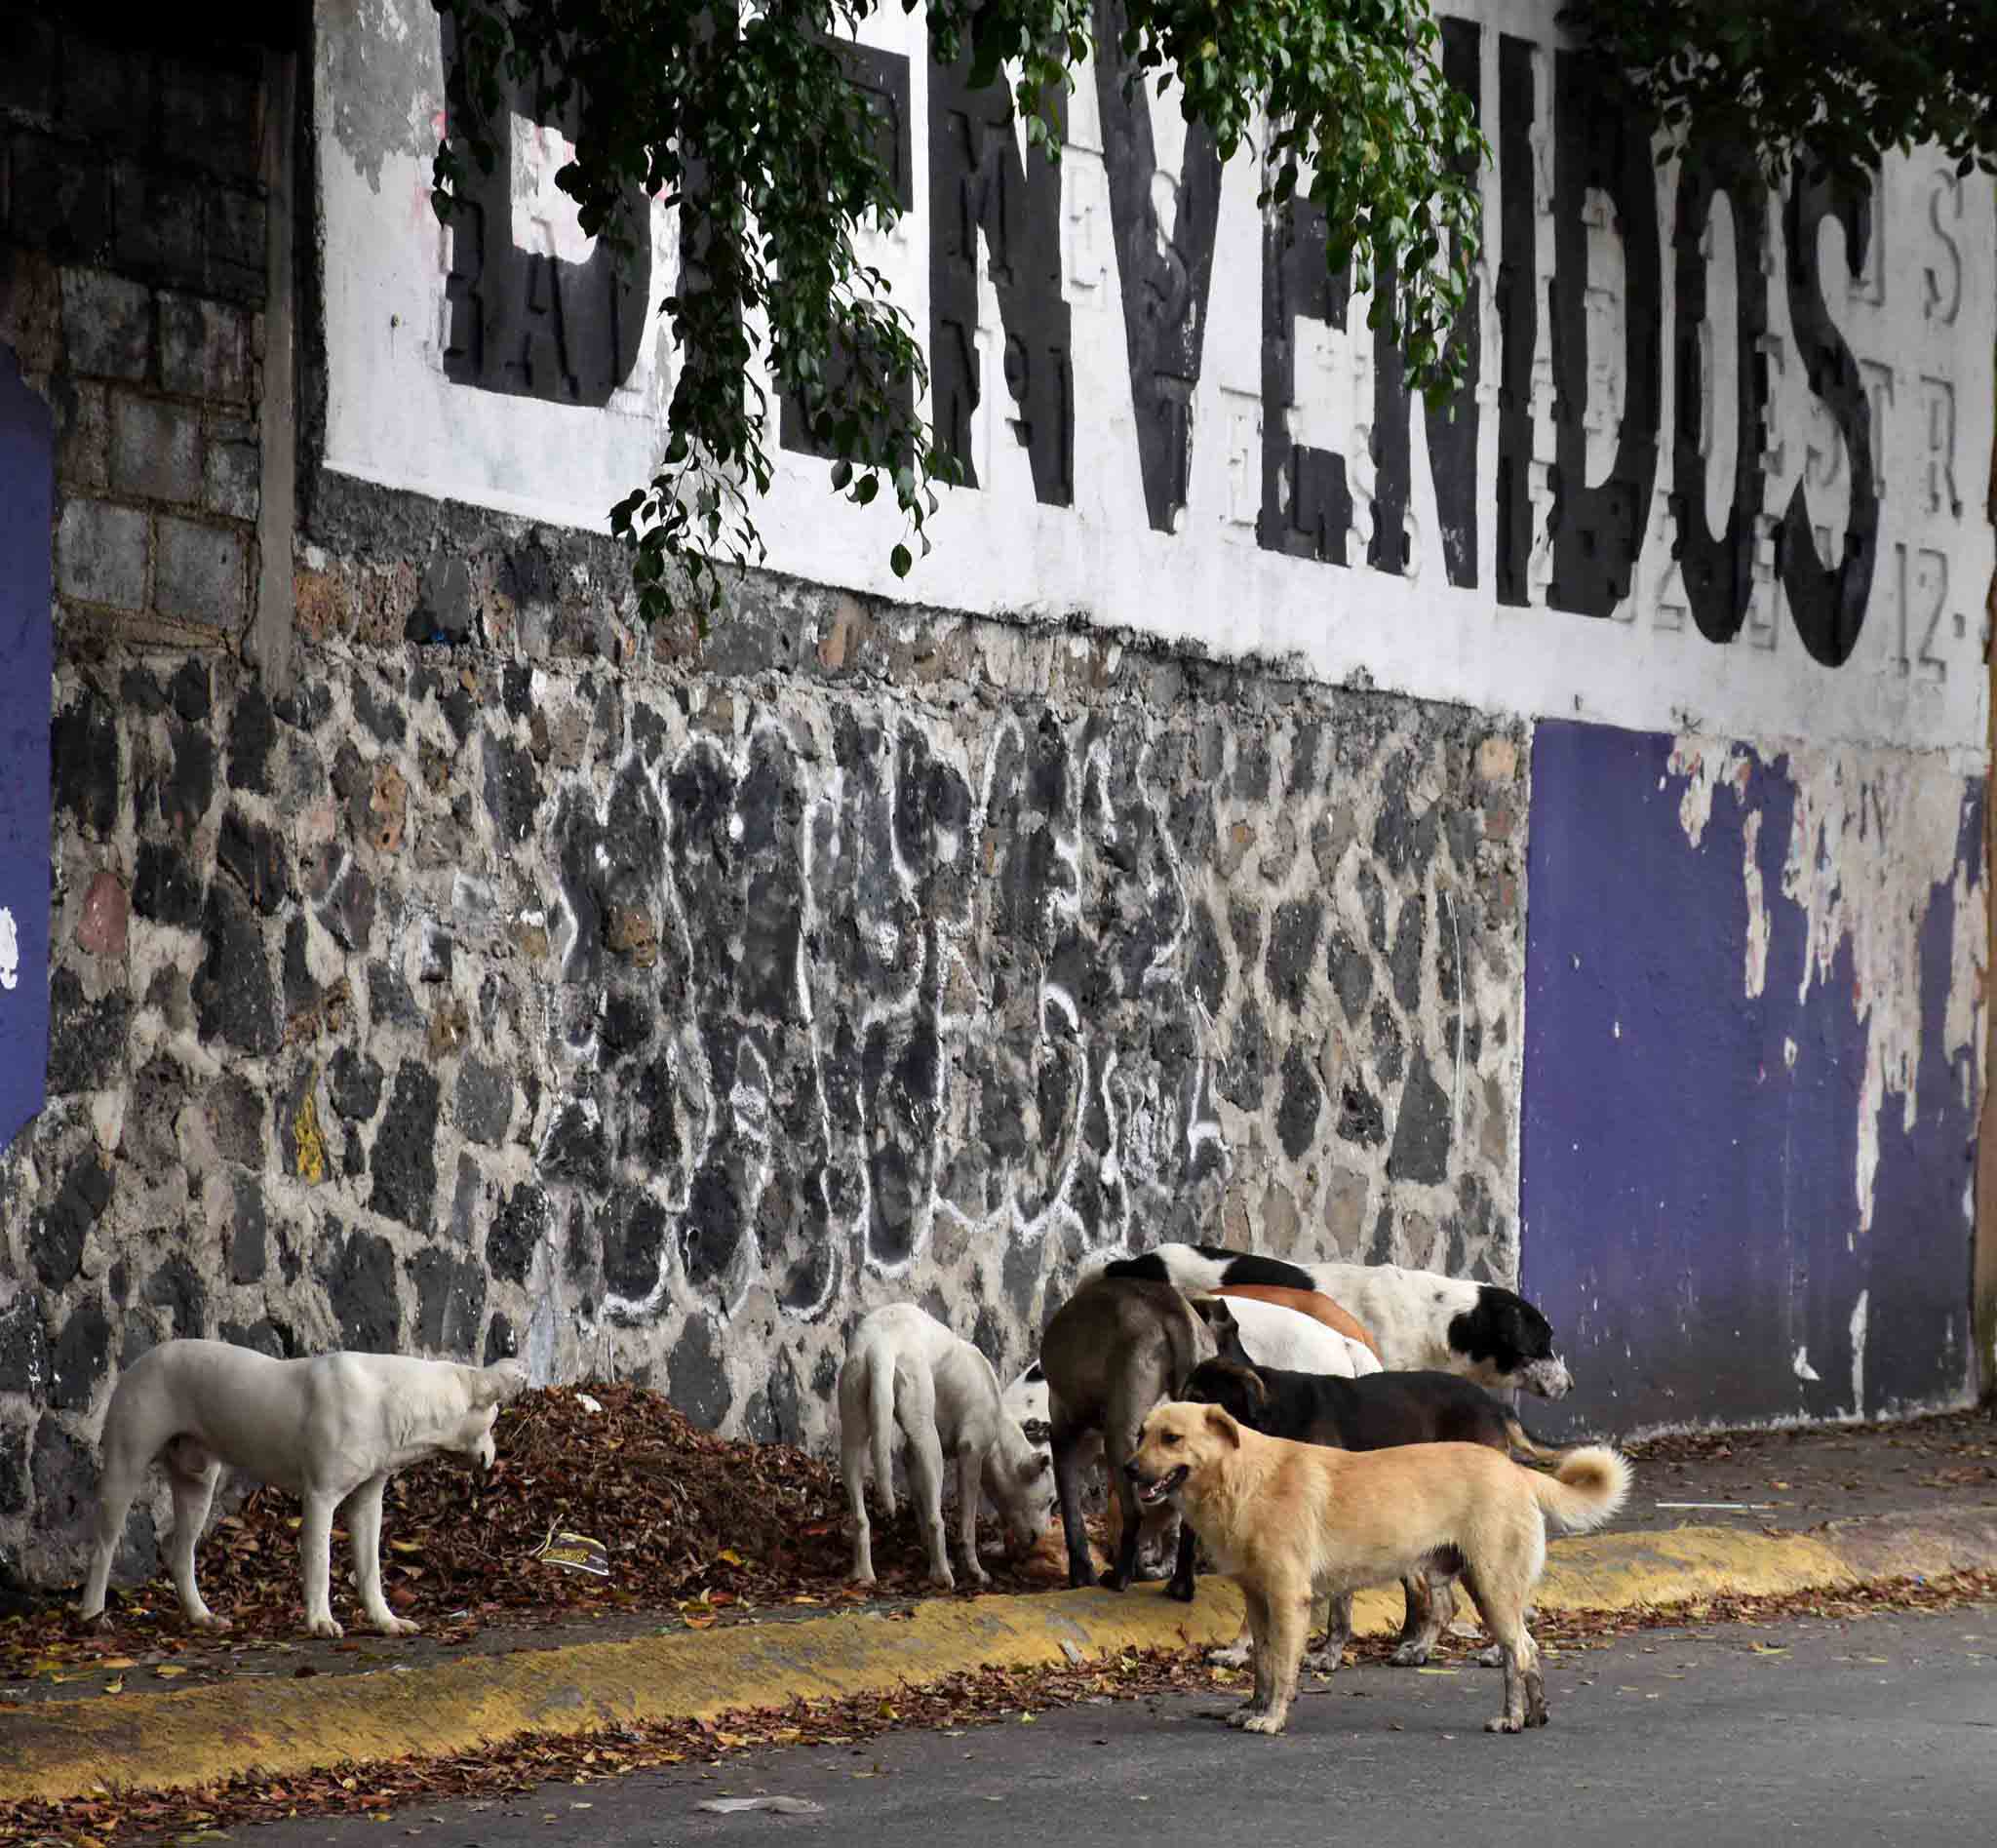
[1849,1288,1869,1417]
[1670,737,1987,1235]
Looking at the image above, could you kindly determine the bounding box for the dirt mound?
[6,1383,1094,1669]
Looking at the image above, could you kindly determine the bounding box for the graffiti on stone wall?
[527,698,1232,1329]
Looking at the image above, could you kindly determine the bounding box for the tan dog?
[1126,1401,1630,1737]
[1214,1283,1381,1361]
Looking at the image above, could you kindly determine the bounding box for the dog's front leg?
[1165,1519,1197,1602]
[166,1448,226,1630]
[1390,1567,1452,1667]
[906,1425,954,1590]
[954,1448,990,1588]
[1227,1589,1273,1726]
[348,1475,419,1636]
[1237,1581,1309,1736]
[1302,1589,1352,1674]
[299,1491,344,1639]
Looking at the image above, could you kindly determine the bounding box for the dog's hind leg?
[299,1490,344,1639]
[1096,1384,1152,1592]
[163,1439,226,1631]
[79,1441,150,1624]
[839,1366,879,1590]
[348,1474,420,1636]
[1050,1416,1097,1591]
[1461,1564,1545,1733]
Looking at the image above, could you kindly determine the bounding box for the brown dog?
[1126,1400,1630,1736]
[1214,1283,1382,1360]
[1038,1278,1244,1591]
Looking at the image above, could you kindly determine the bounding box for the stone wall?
[2,453,1526,1578]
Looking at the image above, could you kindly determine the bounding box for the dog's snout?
[1122,1458,1143,1481]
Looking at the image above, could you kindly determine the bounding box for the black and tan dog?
[1126,1400,1630,1736]
[1177,1357,1576,1665]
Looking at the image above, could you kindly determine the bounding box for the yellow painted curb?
[5,1510,1993,1806]
[0,1581,1246,1806]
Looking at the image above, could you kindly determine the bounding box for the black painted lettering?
[1547,48,1661,616]
[1259,200,1353,565]
[779,41,915,462]
[438,18,648,406]
[1670,144,1770,644]
[1094,0,1222,533]
[1778,167,1878,666]
[1421,15,1482,587]
[928,51,1073,503]
[1494,34,1536,606]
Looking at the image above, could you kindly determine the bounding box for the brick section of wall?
[2,19,266,652]
[1,472,1530,1584]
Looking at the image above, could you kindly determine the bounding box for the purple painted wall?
[1522,719,1981,1435]
[0,343,52,1156]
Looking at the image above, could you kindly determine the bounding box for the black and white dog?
[1100,1242,1573,1398]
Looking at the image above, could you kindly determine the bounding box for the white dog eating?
[79,1338,529,1638]
[839,1304,1053,1589]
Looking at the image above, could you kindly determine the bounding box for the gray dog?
[1038,1277,1244,1592]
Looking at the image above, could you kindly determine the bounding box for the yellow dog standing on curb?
[1124,1399,1631,1737]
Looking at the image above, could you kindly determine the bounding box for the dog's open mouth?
[1134,1465,1188,1508]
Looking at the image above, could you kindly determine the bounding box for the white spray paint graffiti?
[0,905,18,992]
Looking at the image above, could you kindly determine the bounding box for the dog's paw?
[1484,1714,1524,1734]
[1300,1650,1341,1675]
[1095,1568,1129,1592]
[307,1616,345,1640]
[925,1571,956,1592]
[1473,1643,1505,1669]
[187,1610,231,1632]
[375,1616,420,1638]
[1238,1712,1288,1736]
[1205,1642,1252,1669]
[1389,1640,1432,1668]
[1165,1576,1195,1604]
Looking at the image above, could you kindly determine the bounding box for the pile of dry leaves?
[3,1383,1086,1675]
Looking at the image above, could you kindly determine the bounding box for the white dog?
[1105,1244,1572,1396]
[79,1338,529,1638]
[839,1305,1053,1589]
[1221,1295,1382,1378]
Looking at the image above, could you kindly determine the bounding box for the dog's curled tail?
[1502,1412,1579,1465]
[1528,1445,1632,1535]
[867,1354,898,1521]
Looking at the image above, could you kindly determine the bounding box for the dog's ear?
[1020,1418,1054,1446]
[1236,1364,1269,1410]
[475,1357,529,1407]
[1190,1295,1237,1333]
[1203,1403,1242,1448]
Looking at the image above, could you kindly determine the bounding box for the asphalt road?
[253,1603,1997,1848]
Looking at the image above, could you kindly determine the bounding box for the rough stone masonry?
[3,468,1527,1586]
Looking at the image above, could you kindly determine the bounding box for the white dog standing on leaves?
[839,1305,1053,1589]
[79,1338,529,1638]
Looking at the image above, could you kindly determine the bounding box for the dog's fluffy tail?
[1503,1411,1580,1465]
[1528,1445,1631,1535]
[867,1354,898,1520]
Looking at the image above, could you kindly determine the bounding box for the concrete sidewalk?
[3,1406,1994,1806]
